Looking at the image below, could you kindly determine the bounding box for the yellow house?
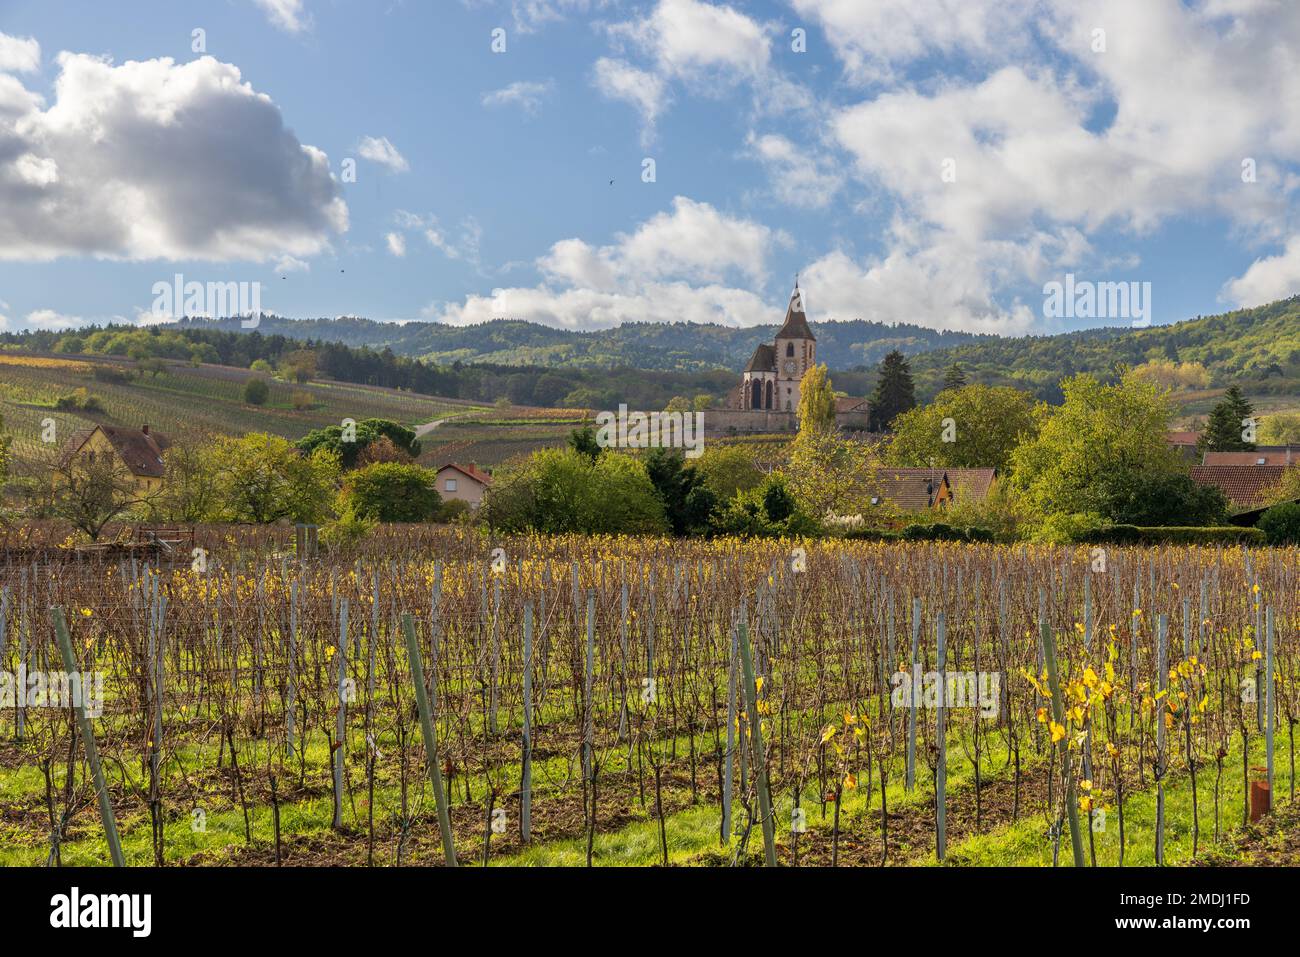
[56,424,170,495]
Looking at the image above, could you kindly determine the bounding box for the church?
[737,285,817,412]
[708,285,871,435]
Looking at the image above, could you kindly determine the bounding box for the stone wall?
[702,408,873,435]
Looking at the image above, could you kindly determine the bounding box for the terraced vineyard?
[1,530,1294,868]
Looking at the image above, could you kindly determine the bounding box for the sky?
[1,0,1299,338]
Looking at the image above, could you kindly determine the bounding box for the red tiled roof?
[1166,431,1200,446]
[1202,449,1298,466]
[872,468,947,510]
[835,396,870,413]
[1190,465,1289,511]
[438,462,492,486]
[58,425,170,478]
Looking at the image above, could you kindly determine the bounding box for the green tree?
[296,418,420,469]
[243,377,270,406]
[340,462,441,523]
[887,384,1039,471]
[1198,385,1256,453]
[157,444,223,524]
[869,350,916,431]
[714,475,819,538]
[211,432,340,524]
[483,447,666,535]
[1009,373,1191,523]
[644,447,715,535]
[694,444,764,501]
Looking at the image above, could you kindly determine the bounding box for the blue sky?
[1,0,1298,338]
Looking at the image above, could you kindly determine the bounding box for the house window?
[445,478,458,492]
[786,342,794,357]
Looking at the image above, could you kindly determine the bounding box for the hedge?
[1078,525,1266,546]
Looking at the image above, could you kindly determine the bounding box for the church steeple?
[776,283,815,341]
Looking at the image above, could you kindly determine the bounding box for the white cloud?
[25,308,87,330]
[386,232,407,257]
[744,132,843,209]
[596,1,808,138]
[0,32,40,73]
[391,210,482,265]
[0,54,347,262]
[789,0,1038,84]
[252,0,311,34]
[275,255,310,273]
[357,135,410,173]
[1221,235,1300,306]
[592,58,668,142]
[431,196,783,329]
[481,80,555,115]
[612,0,770,81]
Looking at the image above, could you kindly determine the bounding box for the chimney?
[141,424,150,435]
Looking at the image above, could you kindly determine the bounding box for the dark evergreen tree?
[941,362,967,391]
[869,349,917,431]
[1198,385,1256,453]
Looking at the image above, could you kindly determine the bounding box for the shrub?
[340,462,441,523]
[54,388,103,412]
[1078,525,1266,546]
[243,377,270,406]
[438,498,472,524]
[1256,503,1300,545]
[290,390,315,411]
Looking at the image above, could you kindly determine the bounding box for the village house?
[1189,464,1295,524]
[867,467,998,514]
[1201,446,1299,467]
[56,424,170,495]
[434,462,492,510]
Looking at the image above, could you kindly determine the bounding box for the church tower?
[773,283,815,412]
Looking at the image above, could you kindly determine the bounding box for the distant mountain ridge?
[171,315,993,372]
[165,295,1300,404]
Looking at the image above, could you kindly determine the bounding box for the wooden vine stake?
[51,606,125,867]
[737,622,776,866]
[935,612,947,861]
[1040,618,1085,867]
[521,602,534,843]
[906,597,921,792]
[401,613,457,866]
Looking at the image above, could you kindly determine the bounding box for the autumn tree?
[797,363,836,434]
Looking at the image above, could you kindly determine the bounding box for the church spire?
[777,283,815,340]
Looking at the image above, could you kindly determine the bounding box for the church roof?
[775,288,815,341]
[744,343,776,373]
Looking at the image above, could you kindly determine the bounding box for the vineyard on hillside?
[0,529,1294,867]
[0,353,486,478]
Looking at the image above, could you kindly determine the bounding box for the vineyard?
[0,353,481,477]
[0,529,1295,868]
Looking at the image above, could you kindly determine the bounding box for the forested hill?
[906,296,1300,400]
[169,315,991,372]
